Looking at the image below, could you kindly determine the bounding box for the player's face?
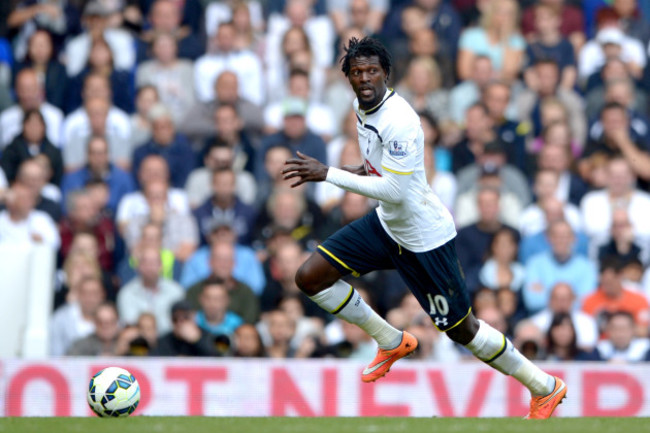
[348,55,388,110]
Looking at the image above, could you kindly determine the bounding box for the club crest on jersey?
[388,140,408,158]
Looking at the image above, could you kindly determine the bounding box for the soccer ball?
[87,367,141,417]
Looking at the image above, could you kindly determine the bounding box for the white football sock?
[465,320,555,396]
[309,280,402,349]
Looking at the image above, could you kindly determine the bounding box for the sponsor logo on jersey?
[388,140,407,157]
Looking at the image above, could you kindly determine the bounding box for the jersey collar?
[357,88,395,119]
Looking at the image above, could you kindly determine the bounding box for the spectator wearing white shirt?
[0,182,60,249]
[61,74,131,171]
[530,282,599,351]
[63,1,136,77]
[519,170,582,238]
[136,33,195,125]
[266,0,335,72]
[265,26,326,104]
[117,246,185,336]
[116,155,190,235]
[0,68,63,148]
[50,276,105,356]
[578,26,646,81]
[204,0,265,44]
[194,21,264,106]
[595,311,650,362]
[580,157,650,257]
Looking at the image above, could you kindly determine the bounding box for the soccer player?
[282,37,567,419]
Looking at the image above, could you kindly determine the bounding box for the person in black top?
[0,109,63,186]
[152,300,218,357]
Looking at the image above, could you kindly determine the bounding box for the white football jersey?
[353,89,456,252]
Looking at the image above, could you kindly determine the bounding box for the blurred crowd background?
[1,0,650,363]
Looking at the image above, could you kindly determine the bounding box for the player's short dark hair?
[340,37,392,79]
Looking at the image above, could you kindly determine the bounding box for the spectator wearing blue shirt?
[193,167,257,247]
[132,104,196,189]
[61,136,135,216]
[523,220,598,315]
[457,0,526,83]
[195,281,244,338]
[181,222,266,295]
[518,197,590,264]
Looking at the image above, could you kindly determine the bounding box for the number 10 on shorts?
[427,294,449,328]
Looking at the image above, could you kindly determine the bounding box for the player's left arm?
[292,122,417,203]
[283,149,413,204]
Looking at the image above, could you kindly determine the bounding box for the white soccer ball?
[87,367,141,417]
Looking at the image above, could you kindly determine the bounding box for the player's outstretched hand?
[282,151,329,187]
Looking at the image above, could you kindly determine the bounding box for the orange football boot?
[361,331,418,383]
[525,376,567,419]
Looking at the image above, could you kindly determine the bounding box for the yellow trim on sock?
[485,335,507,363]
[317,245,361,277]
[433,307,473,332]
[381,165,414,175]
[331,284,354,314]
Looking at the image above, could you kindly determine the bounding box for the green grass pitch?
[0,417,647,433]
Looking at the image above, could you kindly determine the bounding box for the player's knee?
[445,313,480,345]
[295,263,325,297]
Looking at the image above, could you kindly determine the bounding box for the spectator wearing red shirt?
[59,189,115,271]
[582,256,650,337]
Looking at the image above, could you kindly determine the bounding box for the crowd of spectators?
[1,0,650,363]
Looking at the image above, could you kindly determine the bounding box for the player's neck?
[358,88,391,113]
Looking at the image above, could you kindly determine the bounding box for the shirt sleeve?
[325,115,418,204]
